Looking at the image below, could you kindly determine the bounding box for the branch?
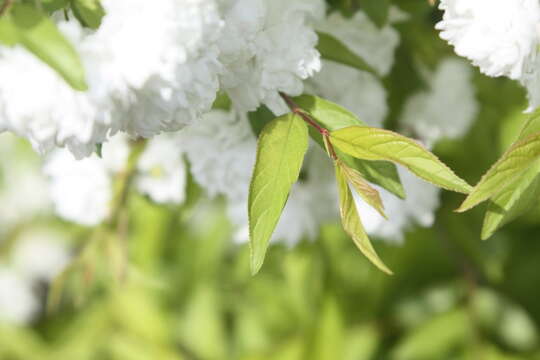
[108,138,147,228]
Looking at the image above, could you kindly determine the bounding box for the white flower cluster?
[401,58,478,146]
[0,228,70,325]
[316,9,405,77]
[0,0,322,158]
[0,2,486,247]
[0,134,50,233]
[44,134,187,226]
[436,0,540,111]
[219,0,325,114]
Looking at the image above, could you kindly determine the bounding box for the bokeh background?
[2,1,540,359]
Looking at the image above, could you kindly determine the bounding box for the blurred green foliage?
[2,0,540,359]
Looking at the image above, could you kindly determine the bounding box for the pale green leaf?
[331,126,472,194]
[338,160,386,218]
[457,133,540,212]
[293,95,405,198]
[482,161,540,240]
[293,94,369,129]
[517,108,540,140]
[316,31,377,76]
[352,158,405,200]
[335,162,392,274]
[478,111,540,238]
[71,0,105,29]
[11,4,87,90]
[0,17,18,45]
[249,113,309,274]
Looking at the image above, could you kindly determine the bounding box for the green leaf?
[517,107,540,139]
[457,132,540,212]
[338,160,386,218]
[362,0,390,28]
[212,91,232,111]
[331,126,472,194]
[482,163,540,240]
[248,104,274,137]
[392,309,472,360]
[316,31,377,76]
[335,161,392,274]
[0,17,18,45]
[42,0,69,12]
[293,95,405,198]
[478,110,540,239]
[248,113,309,274]
[351,158,405,200]
[10,4,87,90]
[71,0,105,29]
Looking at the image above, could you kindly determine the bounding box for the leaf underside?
[335,162,392,275]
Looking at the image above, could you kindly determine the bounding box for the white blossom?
[0,267,39,325]
[12,229,70,282]
[44,133,188,225]
[218,0,324,114]
[0,134,50,231]
[436,0,540,81]
[136,135,187,205]
[181,109,256,201]
[91,0,224,138]
[400,58,478,145]
[0,0,224,158]
[43,136,129,226]
[316,9,404,76]
[355,168,440,244]
[44,150,114,226]
[0,33,112,159]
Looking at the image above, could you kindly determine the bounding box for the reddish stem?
[279,92,338,160]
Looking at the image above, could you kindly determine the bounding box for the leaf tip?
[249,257,263,276]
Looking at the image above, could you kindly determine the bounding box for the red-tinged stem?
[279,92,338,160]
[279,92,329,136]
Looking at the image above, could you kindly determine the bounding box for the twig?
[279,92,338,160]
[107,139,147,228]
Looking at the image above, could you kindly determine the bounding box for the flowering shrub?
[2,1,540,358]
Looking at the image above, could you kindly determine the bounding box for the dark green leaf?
[248,105,274,137]
[316,31,377,76]
[362,0,390,28]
